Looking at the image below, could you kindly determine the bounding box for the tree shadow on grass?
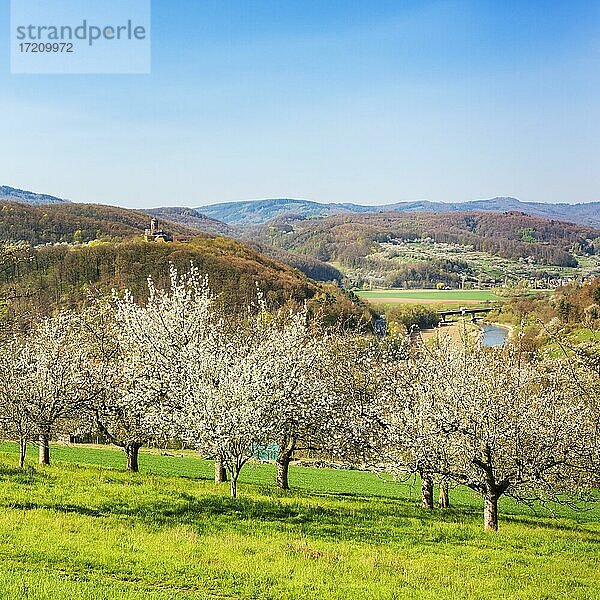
[1,458,597,542]
[0,464,53,485]
[7,500,104,517]
[501,512,600,536]
[0,488,506,546]
[8,489,598,544]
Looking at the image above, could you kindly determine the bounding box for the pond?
[481,324,509,347]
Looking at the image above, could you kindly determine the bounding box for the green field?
[356,289,500,302]
[0,443,598,599]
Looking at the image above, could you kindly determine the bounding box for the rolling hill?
[0,202,370,327]
[0,185,70,206]
[5,184,600,227]
[143,206,342,282]
[248,211,599,265]
[196,198,369,225]
[144,207,233,237]
[7,184,600,292]
[6,184,600,227]
[0,201,196,246]
[243,211,600,288]
[196,197,600,227]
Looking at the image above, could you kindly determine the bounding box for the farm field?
[0,443,599,600]
[356,289,500,304]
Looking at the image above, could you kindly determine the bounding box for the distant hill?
[385,197,600,227]
[0,185,70,205]
[6,184,600,226]
[245,211,600,274]
[197,198,371,225]
[197,197,600,227]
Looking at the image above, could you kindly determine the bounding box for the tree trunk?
[421,472,434,509]
[276,455,291,490]
[38,434,50,466]
[215,458,228,483]
[474,444,505,531]
[230,475,238,498]
[19,438,27,469]
[276,437,296,490]
[438,479,450,508]
[125,443,141,473]
[484,494,499,531]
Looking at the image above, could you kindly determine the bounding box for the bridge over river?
[437,307,494,322]
[434,309,509,347]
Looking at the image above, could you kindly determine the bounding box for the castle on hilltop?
[143,218,192,243]
[144,218,173,243]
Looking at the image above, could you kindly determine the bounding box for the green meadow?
[356,289,499,302]
[0,443,598,599]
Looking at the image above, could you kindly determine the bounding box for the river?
[481,324,509,347]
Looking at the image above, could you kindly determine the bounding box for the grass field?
[0,443,599,599]
[356,289,500,304]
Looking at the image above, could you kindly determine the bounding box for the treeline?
[498,279,600,350]
[386,304,440,331]
[383,258,471,288]
[341,256,472,289]
[0,239,372,329]
[500,281,600,328]
[1,265,599,532]
[249,242,343,283]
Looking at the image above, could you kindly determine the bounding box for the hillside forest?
[245,211,600,288]
[0,203,370,330]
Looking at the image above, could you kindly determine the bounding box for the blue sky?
[1,0,599,208]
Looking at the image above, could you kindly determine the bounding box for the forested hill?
[0,202,341,283]
[0,202,196,245]
[141,206,342,282]
[144,206,232,237]
[0,205,370,328]
[0,185,70,206]
[196,197,600,227]
[197,198,366,225]
[248,211,600,268]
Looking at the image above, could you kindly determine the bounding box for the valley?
[1,188,600,600]
[3,187,600,347]
[242,211,600,292]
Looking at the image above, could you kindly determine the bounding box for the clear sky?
[1,0,599,208]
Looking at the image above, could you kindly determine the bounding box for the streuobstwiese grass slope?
[0,443,598,599]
